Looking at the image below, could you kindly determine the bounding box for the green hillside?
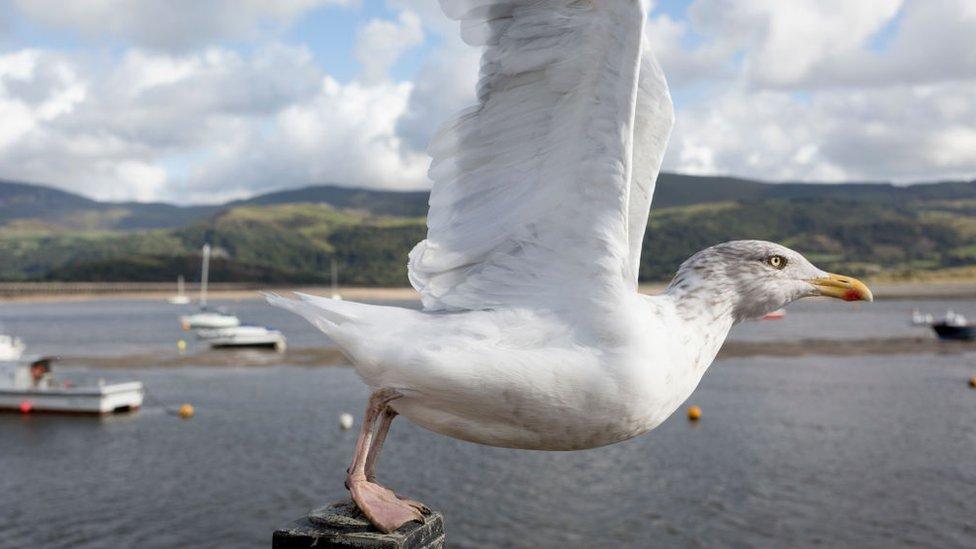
[1,176,975,284]
[0,204,427,285]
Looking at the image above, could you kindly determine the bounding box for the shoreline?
[0,285,422,303]
[2,280,976,303]
[54,336,976,371]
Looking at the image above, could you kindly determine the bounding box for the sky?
[0,0,974,204]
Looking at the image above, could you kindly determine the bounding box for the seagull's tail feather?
[265,292,363,350]
[267,292,421,387]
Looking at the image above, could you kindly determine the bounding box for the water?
[2,298,975,548]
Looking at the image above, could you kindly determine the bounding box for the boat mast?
[331,259,339,296]
[200,244,211,309]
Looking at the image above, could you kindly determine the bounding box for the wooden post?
[273,500,445,549]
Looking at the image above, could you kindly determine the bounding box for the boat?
[0,334,25,361]
[911,309,934,326]
[0,357,144,414]
[180,244,241,330]
[930,310,975,341]
[330,258,342,300]
[167,275,191,305]
[199,325,287,351]
[932,323,976,341]
[181,311,241,330]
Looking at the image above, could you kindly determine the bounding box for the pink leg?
[365,407,397,482]
[347,389,426,533]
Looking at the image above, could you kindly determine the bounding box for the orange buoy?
[177,404,195,419]
[687,405,702,421]
[969,376,976,389]
[19,400,32,414]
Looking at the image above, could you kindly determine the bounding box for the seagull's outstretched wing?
[627,40,676,281]
[409,0,674,311]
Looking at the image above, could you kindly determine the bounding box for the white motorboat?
[911,308,934,326]
[0,334,25,361]
[199,325,287,351]
[181,311,241,330]
[0,358,144,414]
[167,275,191,305]
[180,243,240,329]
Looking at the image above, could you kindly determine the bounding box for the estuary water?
[1,297,975,548]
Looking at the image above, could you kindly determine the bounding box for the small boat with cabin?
[0,357,144,414]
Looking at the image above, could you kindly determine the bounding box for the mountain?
[232,184,430,218]
[0,179,219,231]
[0,180,99,222]
[6,175,975,231]
[0,179,431,230]
[1,175,975,284]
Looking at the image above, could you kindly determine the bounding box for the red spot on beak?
[843,289,861,301]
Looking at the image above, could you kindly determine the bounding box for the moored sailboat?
[180,244,241,330]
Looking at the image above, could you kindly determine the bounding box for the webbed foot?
[348,477,427,533]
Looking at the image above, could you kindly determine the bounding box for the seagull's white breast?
[348,296,711,451]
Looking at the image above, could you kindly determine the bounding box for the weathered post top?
[273,500,445,549]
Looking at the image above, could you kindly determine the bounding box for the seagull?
[271,0,873,533]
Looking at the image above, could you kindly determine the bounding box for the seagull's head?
[668,240,873,322]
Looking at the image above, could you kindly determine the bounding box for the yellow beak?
[809,273,873,302]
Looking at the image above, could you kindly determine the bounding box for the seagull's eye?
[766,255,787,270]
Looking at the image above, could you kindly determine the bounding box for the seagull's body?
[280,291,721,451]
[272,0,874,533]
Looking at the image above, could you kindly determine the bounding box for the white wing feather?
[627,41,675,280]
[409,0,673,311]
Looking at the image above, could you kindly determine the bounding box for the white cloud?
[1,1,974,204]
[0,44,415,202]
[9,0,350,51]
[395,34,478,154]
[671,0,976,90]
[821,0,976,88]
[174,77,428,203]
[665,80,976,183]
[645,12,737,86]
[649,0,976,184]
[355,10,424,84]
[0,5,435,203]
[684,0,904,88]
[380,0,479,155]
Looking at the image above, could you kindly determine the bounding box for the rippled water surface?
[1,297,975,548]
